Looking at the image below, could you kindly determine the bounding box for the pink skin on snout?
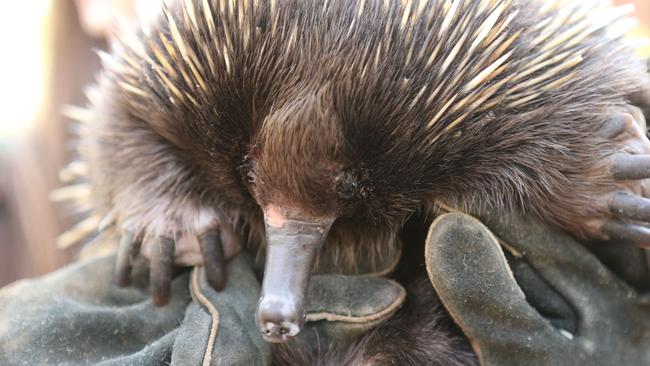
[264,205,289,228]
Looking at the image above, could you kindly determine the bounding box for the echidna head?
[249,87,427,342]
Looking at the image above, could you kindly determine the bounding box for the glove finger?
[476,211,636,313]
[506,253,578,334]
[290,274,406,356]
[304,274,406,339]
[425,213,560,356]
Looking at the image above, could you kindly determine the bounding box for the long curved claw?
[600,108,650,249]
[602,221,650,248]
[114,231,142,287]
[150,236,176,306]
[610,154,650,180]
[599,113,636,139]
[609,192,650,222]
[198,231,227,291]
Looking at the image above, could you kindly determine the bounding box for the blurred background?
[0,0,648,287]
[0,0,159,286]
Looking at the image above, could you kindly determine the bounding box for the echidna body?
[67,0,650,354]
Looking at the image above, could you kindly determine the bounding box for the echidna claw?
[149,236,176,306]
[609,192,650,222]
[599,113,637,139]
[610,154,650,181]
[198,231,227,291]
[114,231,142,287]
[597,108,650,248]
[112,220,236,305]
[602,220,650,248]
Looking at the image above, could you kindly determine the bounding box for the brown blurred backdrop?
[0,1,135,286]
[0,0,648,286]
[0,1,101,286]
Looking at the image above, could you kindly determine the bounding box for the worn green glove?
[425,211,650,366]
[0,254,191,366]
[0,251,404,365]
[182,256,405,365]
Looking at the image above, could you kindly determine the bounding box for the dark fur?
[84,0,650,258]
[79,0,650,363]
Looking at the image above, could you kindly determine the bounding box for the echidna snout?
[256,206,334,342]
[257,294,302,343]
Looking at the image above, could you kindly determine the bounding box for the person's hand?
[0,250,404,366]
[175,253,406,365]
[425,211,650,366]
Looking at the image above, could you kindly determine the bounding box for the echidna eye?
[334,171,361,200]
[339,181,357,199]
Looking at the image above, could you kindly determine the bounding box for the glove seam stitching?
[191,267,220,366]
[305,281,406,323]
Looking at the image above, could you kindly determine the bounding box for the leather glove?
[425,211,650,366]
[180,254,405,365]
[0,253,191,366]
[0,251,404,366]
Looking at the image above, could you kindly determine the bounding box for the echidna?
[60,0,650,353]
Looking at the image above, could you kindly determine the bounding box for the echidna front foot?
[592,107,650,248]
[113,210,242,305]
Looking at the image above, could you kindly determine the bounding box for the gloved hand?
[425,211,650,366]
[0,251,404,366]
[180,255,405,365]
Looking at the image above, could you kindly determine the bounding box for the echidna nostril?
[259,321,300,343]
